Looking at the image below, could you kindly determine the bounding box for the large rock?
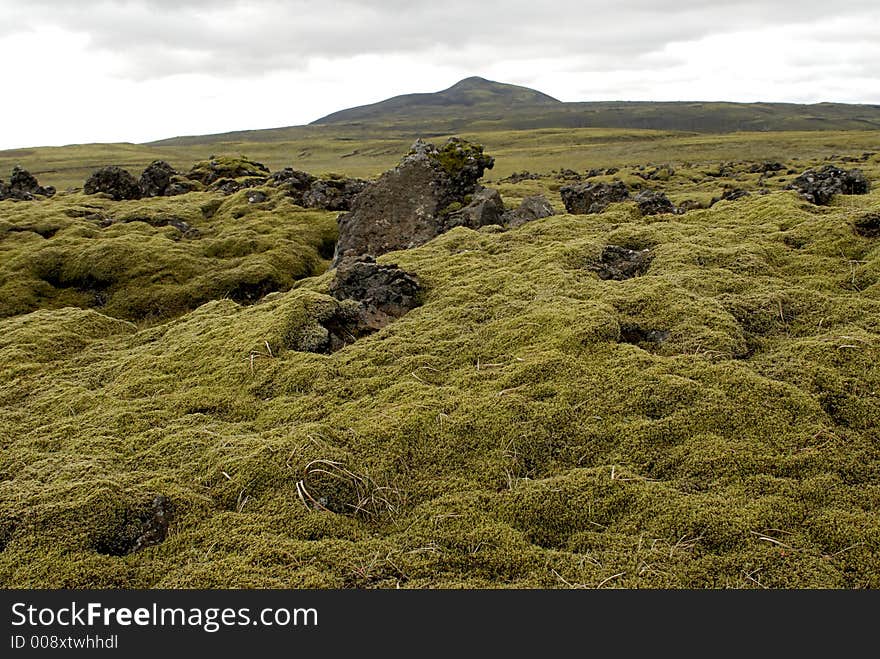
[560,181,629,214]
[0,166,55,200]
[503,195,555,228]
[139,160,177,197]
[787,165,870,205]
[332,138,494,265]
[634,190,676,216]
[84,166,142,200]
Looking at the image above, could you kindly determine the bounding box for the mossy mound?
[0,149,878,589]
[0,188,338,322]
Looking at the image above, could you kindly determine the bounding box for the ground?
[0,129,878,588]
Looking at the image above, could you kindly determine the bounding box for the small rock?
[503,195,556,228]
[246,190,268,204]
[590,245,653,281]
[445,188,505,229]
[330,256,421,333]
[634,190,676,216]
[560,181,629,214]
[853,212,880,238]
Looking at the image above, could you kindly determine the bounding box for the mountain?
[307,76,880,134]
[312,76,561,125]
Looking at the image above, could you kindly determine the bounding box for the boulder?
[560,181,629,214]
[138,160,176,197]
[503,195,555,228]
[332,137,494,265]
[787,165,870,205]
[445,188,505,229]
[634,190,676,216]
[84,166,142,200]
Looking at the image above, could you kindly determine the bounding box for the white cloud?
[0,1,877,149]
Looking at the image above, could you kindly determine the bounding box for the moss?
[0,141,879,588]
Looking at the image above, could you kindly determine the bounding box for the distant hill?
[308,76,880,134]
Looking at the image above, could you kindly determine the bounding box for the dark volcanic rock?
[445,188,505,229]
[332,138,494,265]
[788,165,870,205]
[94,495,172,556]
[560,181,629,214]
[269,168,316,203]
[590,245,653,281]
[503,195,555,228]
[634,190,676,216]
[303,177,369,211]
[749,162,784,174]
[84,166,142,200]
[330,256,421,332]
[138,160,177,197]
[854,212,880,238]
[501,171,540,183]
[0,166,56,200]
[246,190,268,204]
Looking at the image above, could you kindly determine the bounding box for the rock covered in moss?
[186,156,270,186]
[634,189,676,216]
[268,168,316,202]
[560,180,629,214]
[0,166,56,201]
[332,137,495,265]
[503,195,555,229]
[788,165,870,205]
[84,166,142,200]
[138,160,177,197]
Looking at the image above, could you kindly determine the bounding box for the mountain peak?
[311,77,561,126]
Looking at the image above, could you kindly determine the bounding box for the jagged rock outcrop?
[332,138,494,265]
[787,165,870,205]
[0,166,55,201]
[330,256,421,333]
[634,190,676,216]
[84,166,142,200]
[503,195,555,228]
[560,181,629,214]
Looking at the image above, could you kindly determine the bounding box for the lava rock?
[560,181,629,214]
[634,190,676,216]
[329,256,421,332]
[303,177,369,211]
[503,195,555,228]
[332,138,494,265]
[590,245,653,281]
[788,165,870,205]
[269,168,316,203]
[246,190,268,204]
[445,187,505,229]
[138,160,177,197]
[854,212,880,238]
[0,166,56,200]
[84,166,142,200]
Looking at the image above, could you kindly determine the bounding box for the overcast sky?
[1,0,878,149]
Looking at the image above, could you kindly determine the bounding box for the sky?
[0,0,878,150]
